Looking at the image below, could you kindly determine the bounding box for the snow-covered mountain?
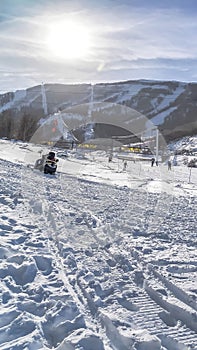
[0,80,197,143]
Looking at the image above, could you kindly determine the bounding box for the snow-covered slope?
[169,135,197,154]
[1,80,197,142]
[0,139,197,349]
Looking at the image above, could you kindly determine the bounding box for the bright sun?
[46,20,91,59]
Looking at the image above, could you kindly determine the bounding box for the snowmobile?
[34,152,59,175]
[44,151,59,175]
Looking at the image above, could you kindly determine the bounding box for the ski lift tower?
[155,128,159,163]
[41,82,48,116]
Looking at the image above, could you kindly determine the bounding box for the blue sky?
[0,0,197,92]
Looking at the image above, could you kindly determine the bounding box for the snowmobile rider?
[44,151,59,174]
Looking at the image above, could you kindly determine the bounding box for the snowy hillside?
[0,138,197,349]
[1,80,197,142]
[169,135,197,154]
[168,135,197,168]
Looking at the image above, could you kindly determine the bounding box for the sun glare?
[46,20,91,59]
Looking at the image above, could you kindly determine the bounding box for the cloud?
[0,0,197,92]
[90,7,197,61]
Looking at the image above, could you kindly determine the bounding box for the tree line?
[0,108,43,141]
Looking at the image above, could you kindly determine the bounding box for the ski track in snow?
[0,150,197,349]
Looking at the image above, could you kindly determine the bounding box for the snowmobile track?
[42,173,197,349]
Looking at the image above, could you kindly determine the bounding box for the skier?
[44,151,59,174]
[168,160,172,170]
[151,158,155,167]
[123,160,127,171]
[108,155,112,162]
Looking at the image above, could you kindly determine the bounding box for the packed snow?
[0,138,197,350]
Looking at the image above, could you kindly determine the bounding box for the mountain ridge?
[0,79,197,143]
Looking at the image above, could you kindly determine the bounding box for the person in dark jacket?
[151,158,155,167]
[44,151,59,174]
